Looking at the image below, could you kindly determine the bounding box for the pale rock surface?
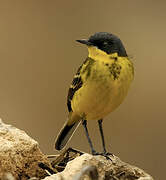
[0,119,51,179]
[0,119,154,180]
[43,153,154,180]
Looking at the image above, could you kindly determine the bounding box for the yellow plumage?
[71,46,134,121]
[55,32,134,152]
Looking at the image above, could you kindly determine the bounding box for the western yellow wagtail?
[55,32,134,157]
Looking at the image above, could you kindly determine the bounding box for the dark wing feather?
[67,58,89,112]
[67,76,83,112]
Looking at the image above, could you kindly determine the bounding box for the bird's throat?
[88,46,118,62]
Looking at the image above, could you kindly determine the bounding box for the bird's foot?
[92,150,113,160]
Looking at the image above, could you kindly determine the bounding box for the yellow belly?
[71,57,134,121]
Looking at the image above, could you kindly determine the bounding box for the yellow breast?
[71,47,134,120]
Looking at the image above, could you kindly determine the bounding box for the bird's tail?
[55,113,81,150]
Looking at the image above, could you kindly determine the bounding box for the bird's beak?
[76,39,92,46]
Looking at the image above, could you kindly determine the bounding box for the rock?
[0,119,154,180]
[0,119,51,179]
[43,153,154,180]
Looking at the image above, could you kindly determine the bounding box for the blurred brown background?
[0,0,165,179]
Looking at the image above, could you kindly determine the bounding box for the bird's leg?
[98,119,113,157]
[98,119,107,153]
[82,120,97,155]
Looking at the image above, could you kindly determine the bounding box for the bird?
[55,32,134,157]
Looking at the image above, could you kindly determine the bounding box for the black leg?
[82,120,96,155]
[98,119,107,153]
[98,119,113,159]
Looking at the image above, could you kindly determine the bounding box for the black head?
[76,32,127,57]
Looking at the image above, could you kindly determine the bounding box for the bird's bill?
[76,39,92,46]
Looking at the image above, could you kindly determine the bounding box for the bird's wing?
[67,58,90,112]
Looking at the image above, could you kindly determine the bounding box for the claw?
[92,151,113,161]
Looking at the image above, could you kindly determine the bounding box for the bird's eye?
[103,41,108,45]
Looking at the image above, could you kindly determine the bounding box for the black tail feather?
[55,121,80,150]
